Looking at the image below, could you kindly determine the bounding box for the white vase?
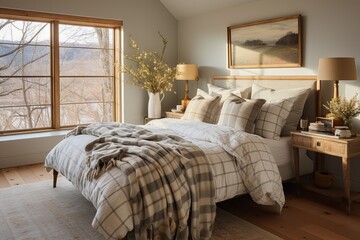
[148,92,164,118]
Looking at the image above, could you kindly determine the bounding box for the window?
[0,8,122,134]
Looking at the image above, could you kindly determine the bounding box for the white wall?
[178,0,360,190]
[0,0,178,168]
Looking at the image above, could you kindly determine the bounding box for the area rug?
[0,178,282,240]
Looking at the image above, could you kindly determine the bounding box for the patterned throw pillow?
[187,88,221,124]
[251,83,311,136]
[206,84,252,124]
[217,94,266,133]
[254,98,294,140]
[182,94,221,122]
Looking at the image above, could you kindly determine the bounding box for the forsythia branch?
[120,32,176,93]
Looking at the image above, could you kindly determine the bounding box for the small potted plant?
[323,94,360,131]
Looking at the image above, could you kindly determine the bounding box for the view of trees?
[0,18,115,132]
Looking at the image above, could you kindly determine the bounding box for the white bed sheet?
[263,136,314,181]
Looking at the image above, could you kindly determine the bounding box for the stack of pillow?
[181,82,311,140]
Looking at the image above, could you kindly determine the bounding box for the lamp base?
[181,99,190,110]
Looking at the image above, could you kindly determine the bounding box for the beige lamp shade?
[318,57,357,81]
[175,64,199,110]
[317,57,357,98]
[176,64,199,81]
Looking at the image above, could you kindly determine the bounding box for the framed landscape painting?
[227,15,302,69]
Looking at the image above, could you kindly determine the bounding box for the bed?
[45,75,318,240]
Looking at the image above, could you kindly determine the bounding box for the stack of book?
[308,122,328,132]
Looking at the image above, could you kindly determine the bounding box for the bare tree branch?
[0,20,13,31]
[0,88,22,97]
[0,22,47,58]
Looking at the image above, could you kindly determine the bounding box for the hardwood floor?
[1,163,360,239]
[219,186,360,240]
[0,163,53,188]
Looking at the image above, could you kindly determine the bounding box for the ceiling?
[160,0,254,20]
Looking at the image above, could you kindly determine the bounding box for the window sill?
[0,130,70,142]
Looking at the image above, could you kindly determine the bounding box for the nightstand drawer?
[292,135,346,156]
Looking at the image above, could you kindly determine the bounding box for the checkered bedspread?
[46,122,215,240]
[45,119,285,240]
[146,119,285,210]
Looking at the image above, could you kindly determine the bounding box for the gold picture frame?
[227,15,302,69]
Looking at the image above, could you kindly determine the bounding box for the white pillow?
[251,83,311,136]
[207,83,252,99]
[196,88,211,98]
[182,93,220,123]
[255,98,294,140]
[217,94,265,133]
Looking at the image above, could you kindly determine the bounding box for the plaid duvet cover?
[45,119,285,240]
[146,119,285,211]
[46,122,215,240]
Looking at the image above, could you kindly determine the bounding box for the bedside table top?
[291,131,360,144]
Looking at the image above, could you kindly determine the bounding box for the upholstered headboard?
[211,75,319,123]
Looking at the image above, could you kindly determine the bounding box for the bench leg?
[53,169,58,188]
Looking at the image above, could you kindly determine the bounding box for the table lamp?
[176,64,199,109]
[317,57,357,99]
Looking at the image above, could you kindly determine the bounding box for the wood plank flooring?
[0,163,52,188]
[1,163,360,239]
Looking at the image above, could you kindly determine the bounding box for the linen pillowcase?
[251,83,311,136]
[217,94,266,133]
[254,98,294,140]
[182,93,220,122]
[193,88,221,123]
[207,84,252,124]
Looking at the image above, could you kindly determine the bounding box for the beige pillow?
[182,93,220,122]
[255,98,294,140]
[193,88,222,123]
[251,83,311,136]
[207,84,252,123]
[217,94,265,133]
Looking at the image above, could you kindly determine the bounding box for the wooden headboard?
[211,75,319,122]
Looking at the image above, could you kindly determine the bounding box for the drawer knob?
[316,141,321,147]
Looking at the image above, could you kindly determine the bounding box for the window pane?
[0,19,50,43]
[60,102,113,126]
[59,47,113,76]
[0,44,50,76]
[59,25,113,48]
[59,24,115,127]
[60,77,113,126]
[0,18,51,132]
[0,77,51,131]
[60,77,114,103]
[0,19,50,77]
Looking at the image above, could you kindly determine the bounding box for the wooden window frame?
[0,8,122,135]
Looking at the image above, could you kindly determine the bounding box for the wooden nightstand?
[291,131,360,214]
[165,111,184,119]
